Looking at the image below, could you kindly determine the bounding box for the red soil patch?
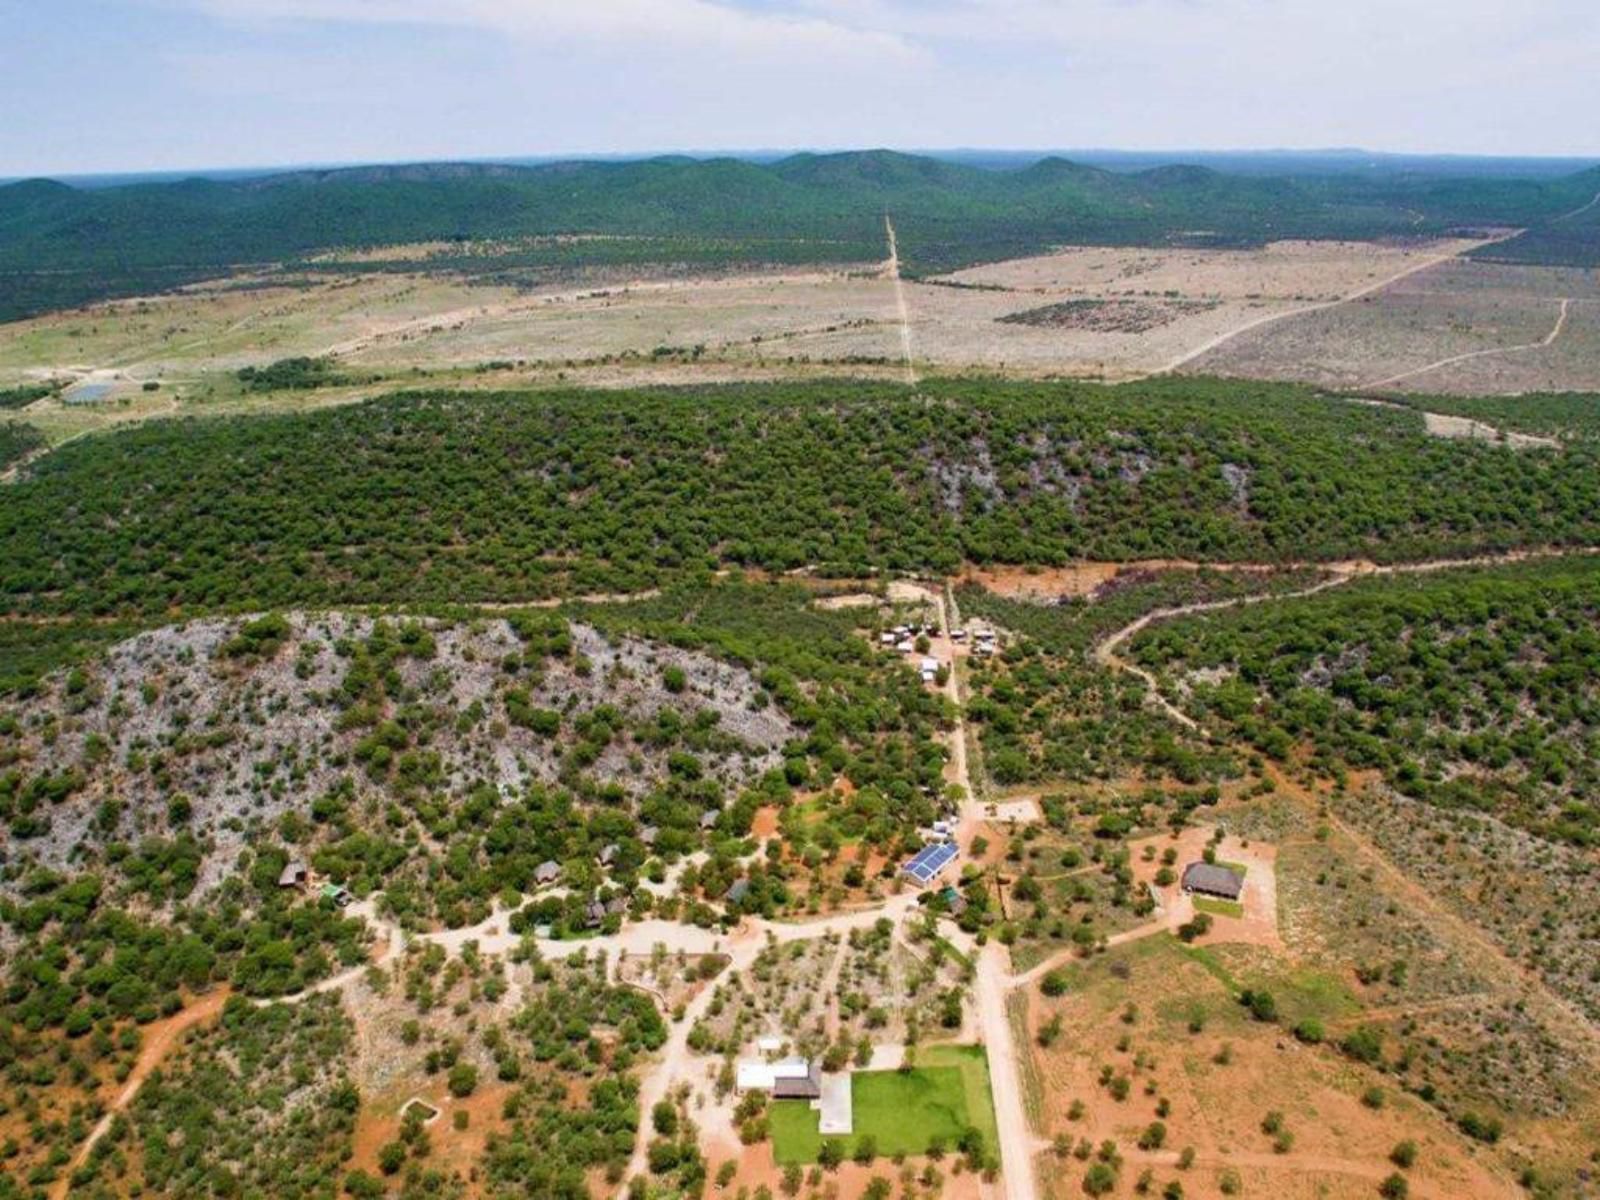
[350,1080,515,1196]
[49,987,233,1200]
[1025,953,1519,1199]
[716,1141,987,1199]
[960,559,1290,603]
[1126,824,1284,951]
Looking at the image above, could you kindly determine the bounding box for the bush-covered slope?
[1131,555,1600,844]
[4,378,1600,619]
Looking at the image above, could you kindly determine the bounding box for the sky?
[4,0,1599,176]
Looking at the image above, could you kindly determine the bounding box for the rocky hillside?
[0,611,792,899]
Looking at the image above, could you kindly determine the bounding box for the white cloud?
[168,0,921,62]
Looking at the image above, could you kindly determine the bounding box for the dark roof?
[726,879,751,904]
[772,1063,823,1100]
[1181,862,1243,900]
[277,861,308,886]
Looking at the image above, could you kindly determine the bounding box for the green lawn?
[769,1045,998,1164]
[1193,896,1244,919]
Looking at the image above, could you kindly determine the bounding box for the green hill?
[2,151,1599,321]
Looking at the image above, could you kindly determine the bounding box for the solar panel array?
[902,841,958,885]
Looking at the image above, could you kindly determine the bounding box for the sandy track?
[1553,188,1600,223]
[1093,546,1600,731]
[1158,234,1512,375]
[935,583,1035,1200]
[51,988,233,1200]
[1362,296,1572,389]
[884,215,918,386]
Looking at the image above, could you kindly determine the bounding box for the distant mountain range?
[2,149,1597,324]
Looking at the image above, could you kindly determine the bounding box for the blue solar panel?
[902,841,958,884]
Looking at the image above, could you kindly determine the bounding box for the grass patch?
[931,936,973,972]
[1217,860,1250,878]
[1007,991,1045,1132]
[770,1046,998,1165]
[1193,896,1244,919]
[1177,940,1242,995]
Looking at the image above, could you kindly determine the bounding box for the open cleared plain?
[9,233,1582,455]
[1192,258,1600,393]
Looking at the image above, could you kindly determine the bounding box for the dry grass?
[1194,259,1600,394]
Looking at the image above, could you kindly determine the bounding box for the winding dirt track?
[1157,232,1515,375]
[51,988,233,1200]
[1093,546,1600,734]
[1363,296,1572,390]
[1553,188,1600,223]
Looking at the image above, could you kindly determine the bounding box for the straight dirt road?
[936,584,1037,1200]
[884,215,918,386]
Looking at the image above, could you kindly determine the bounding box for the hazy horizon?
[8,145,1600,190]
[5,0,1598,177]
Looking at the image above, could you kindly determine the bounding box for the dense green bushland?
[1388,391,1600,440]
[4,152,1598,320]
[66,995,358,1200]
[5,378,1600,620]
[1130,556,1600,843]
[956,570,1317,786]
[0,422,43,469]
[0,385,55,411]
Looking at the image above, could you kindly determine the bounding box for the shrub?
[1083,1163,1118,1196]
[1341,1025,1384,1065]
[447,1061,478,1098]
[1457,1112,1502,1144]
[1137,1122,1166,1151]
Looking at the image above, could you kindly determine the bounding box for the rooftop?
[1181,861,1244,900]
[903,841,958,886]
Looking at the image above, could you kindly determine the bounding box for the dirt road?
[1362,296,1572,390]
[936,583,1038,1200]
[52,988,232,1200]
[1093,546,1599,730]
[1157,234,1512,375]
[1553,188,1600,223]
[884,215,918,386]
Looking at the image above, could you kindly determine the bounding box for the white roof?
[757,1036,784,1052]
[920,657,940,672]
[736,1057,811,1091]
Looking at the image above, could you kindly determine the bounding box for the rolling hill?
[2,150,1599,322]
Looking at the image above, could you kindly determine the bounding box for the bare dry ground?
[1023,934,1521,1200]
[1192,259,1600,394]
[0,237,1493,408]
[918,239,1479,379]
[2,235,1594,462]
